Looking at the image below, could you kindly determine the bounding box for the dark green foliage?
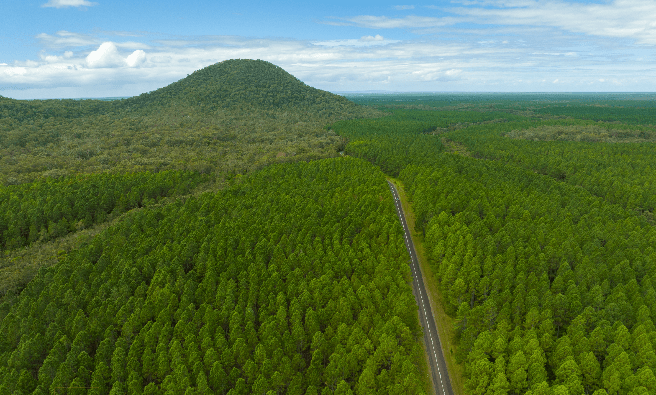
[331,108,526,175]
[0,170,206,251]
[0,157,426,394]
[120,59,368,116]
[7,80,656,394]
[0,170,208,300]
[334,93,656,394]
[401,156,656,393]
[441,118,656,213]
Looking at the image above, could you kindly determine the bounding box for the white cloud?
[115,41,152,50]
[331,1,656,45]
[86,42,124,68]
[313,35,399,47]
[42,0,97,8]
[150,55,173,64]
[447,0,656,44]
[531,52,578,56]
[394,5,415,10]
[360,34,385,42]
[126,50,146,67]
[4,29,656,99]
[328,15,458,29]
[37,31,97,48]
[85,42,147,68]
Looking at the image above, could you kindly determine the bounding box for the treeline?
[331,108,522,175]
[443,118,656,214]
[336,98,656,216]
[0,170,207,251]
[0,158,427,394]
[345,93,656,124]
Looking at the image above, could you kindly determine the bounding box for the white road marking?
[390,183,449,395]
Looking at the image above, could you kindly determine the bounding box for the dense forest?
[0,158,427,394]
[0,61,431,395]
[333,93,656,394]
[3,59,656,394]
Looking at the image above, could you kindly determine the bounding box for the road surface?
[387,180,454,395]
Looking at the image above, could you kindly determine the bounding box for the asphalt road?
[387,180,454,395]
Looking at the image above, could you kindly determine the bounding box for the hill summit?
[121,59,359,115]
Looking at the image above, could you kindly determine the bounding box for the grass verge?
[388,176,466,395]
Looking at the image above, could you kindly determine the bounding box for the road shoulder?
[387,177,466,395]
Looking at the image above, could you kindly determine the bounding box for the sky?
[1,0,656,99]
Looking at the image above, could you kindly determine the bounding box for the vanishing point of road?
[387,180,454,395]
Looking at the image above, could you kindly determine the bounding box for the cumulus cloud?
[126,50,146,67]
[85,42,146,68]
[86,42,124,68]
[42,0,97,8]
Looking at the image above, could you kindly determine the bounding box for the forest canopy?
[0,158,428,395]
[4,61,656,394]
[334,92,656,394]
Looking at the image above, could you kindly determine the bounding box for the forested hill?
[118,59,362,117]
[0,60,383,185]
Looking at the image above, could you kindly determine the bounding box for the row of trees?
[0,157,428,394]
[0,170,207,252]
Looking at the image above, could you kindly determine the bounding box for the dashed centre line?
[387,180,453,395]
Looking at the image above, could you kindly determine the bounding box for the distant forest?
[2,59,656,395]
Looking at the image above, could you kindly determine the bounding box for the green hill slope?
[120,59,365,117]
[0,60,384,185]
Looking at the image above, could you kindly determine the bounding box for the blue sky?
[2,0,656,98]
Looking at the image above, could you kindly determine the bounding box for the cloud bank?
[4,0,656,98]
[334,0,656,44]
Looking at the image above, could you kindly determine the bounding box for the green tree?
[507,350,528,394]
[580,351,601,393]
